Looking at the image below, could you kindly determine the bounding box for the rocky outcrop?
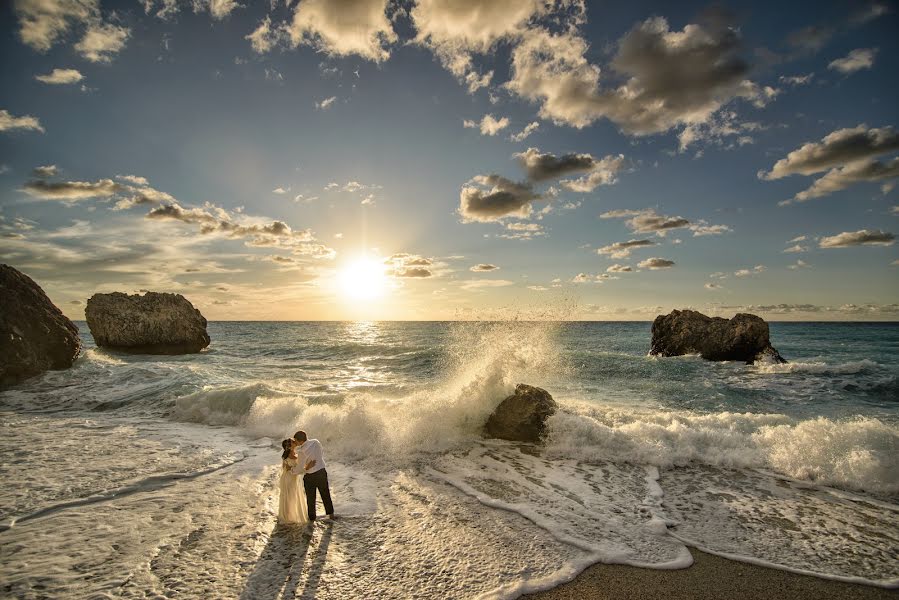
[485,384,558,443]
[1,264,81,385]
[85,292,210,354]
[650,309,786,364]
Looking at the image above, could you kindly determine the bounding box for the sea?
[1,320,897,599]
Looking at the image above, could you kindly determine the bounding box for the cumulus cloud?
[828,48,877,74]
[143,0,240,20]
[470,263,499,272]
[510,121,540,142]
[316,96,337,110]
[464,114,510,136]
[117,174,149,186]
[35,68,84,84]
[600,207,730,237]
[638,257,675,269]
[788,259,811,270]
[784,157,899,204]
[779,73,814,86]
[606,264,632,272]
[32,165,58,177]
[286,0,397,63]
[704,282,722,290]
[14,0,97,52]
[384,253,435,277]
[597,239,655,259]
[783,243,807,253]
[458,174,538,222]
[410,0,551,93]
[246,16,279,53]
[75,22,129,62]
[735,265,767,277]
[500,221,544,239]
[507,17,771,135]
[761,125,899,179]
[0,109,45,133]
[21,178,123,200]
[819,229,895,248]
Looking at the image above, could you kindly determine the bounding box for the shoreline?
[524,548,897,600]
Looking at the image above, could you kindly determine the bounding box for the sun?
[339,256,388,301]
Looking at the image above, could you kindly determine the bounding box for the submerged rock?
[86,292,210,354]
[485,384,558,443]
[0,264,81,385]
[650,309,786,364]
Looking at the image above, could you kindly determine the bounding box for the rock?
[485,384,558,443]
[0,264,82,385]
[86,292,210,354]
[650,309,786,364]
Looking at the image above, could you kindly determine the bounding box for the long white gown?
[278,457,309,524]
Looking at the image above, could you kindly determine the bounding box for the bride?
[278,438,314,524]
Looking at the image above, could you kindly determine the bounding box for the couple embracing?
[278,430,335,525]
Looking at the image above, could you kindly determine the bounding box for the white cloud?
[35,68,84,85]
[272,187,289,195]
[0,109,45,133]
[460,278,514,290]
[597,239,655,259]
[510,121,540,142]
[287,0,397,63]
[704,282,722,290]
[506,17,770,135]
[819,229,895,248]
[458,174,538,222]
[470,263,499,272]
[14,0,97,52]
[783,244,807,253]
[606,264,632,273]
[246,16,280,53]
[316,96,337,110]
[32,165,58,177]
[464,114,510,136]
[762,125,899,179]
[116,174,149,186]
[734,265,766,277]
[786,158,899,204]
[828,48,877,74]
[788,259,811,270]
[74,22,129,63]
[22,178,122,200]
[779,73,814,86]
[638,257,675,270]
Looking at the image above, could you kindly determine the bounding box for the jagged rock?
[485,384,558,443]
[86,292,210,354]
[0,264,81,385]
[650,309,786,364]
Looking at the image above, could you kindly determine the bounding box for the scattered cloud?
[286,0,397,63]
[273,187,289,195]
[470,263,499,272]
[117,174,149,186]
[515,147,626,192]
[460,279,514,290]
[464,114,510,136]
[384,253,436,278]
[783,244,808,253]
[22,178,123,200]
[0,109,44,133]
[506,16,772,136]
[32,165,58,177]
[510,121,540,142]
[779,73,814,86]
[500,221,544,240]
[316,96,338,110]
[785,157,899,204]
[597,239,655,259]
[762,125,899,179]
[606,264,632,272]
[638,257,675,270]
[458,174,538,222]
[704,282,723,290]
[246,16,279,54]
[788,259,811,270]
[35,68,84,85]
[828,48,877,74]
[735,265,767,277]
[75,22,129,63]
[819,229,895,248]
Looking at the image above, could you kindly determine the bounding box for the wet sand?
[525,548,897,600]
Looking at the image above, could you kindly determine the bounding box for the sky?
[1,0,897,321]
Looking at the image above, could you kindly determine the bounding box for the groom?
[292,430,335,521]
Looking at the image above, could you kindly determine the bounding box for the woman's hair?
[281,439,293,461]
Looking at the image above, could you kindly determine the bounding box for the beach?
[527,548,896,600]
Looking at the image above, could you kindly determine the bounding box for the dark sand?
[525,549,897,600]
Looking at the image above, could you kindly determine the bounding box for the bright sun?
[339,256,387,301]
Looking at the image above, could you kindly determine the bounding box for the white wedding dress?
[278,457,309,524]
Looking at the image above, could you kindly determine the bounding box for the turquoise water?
[1,321,897,597]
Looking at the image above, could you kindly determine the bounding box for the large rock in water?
[0,264,81,385]
[650,309,786,364]
[485,384,558,443]
[86,292,210,354]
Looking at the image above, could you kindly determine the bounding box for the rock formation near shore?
[485,384,558,443]
[0,264,82,385]
[650,309,786,364]
[86,292,210,354]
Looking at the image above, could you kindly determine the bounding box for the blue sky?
[1,0,897,320]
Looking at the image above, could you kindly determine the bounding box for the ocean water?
[1,320,897,598]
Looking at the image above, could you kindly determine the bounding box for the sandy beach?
[526,548,897,600]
